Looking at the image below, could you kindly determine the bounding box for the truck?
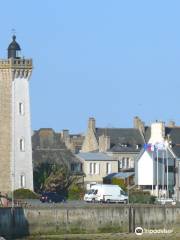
[84,184,128,203]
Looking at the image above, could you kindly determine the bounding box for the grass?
[18,232,180,240]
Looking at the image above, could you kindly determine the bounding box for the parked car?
[40,192,66,203]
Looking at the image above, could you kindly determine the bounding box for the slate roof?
[166,127,180,143]
[104,172,135,180]
[76,152,114,161]
[32,129,80,168]
[168,128,180,158]
[96,128,145,152]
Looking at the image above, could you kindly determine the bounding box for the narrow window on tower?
[20,138,25,151]
[20,174,26,188]
[19,102,24,115]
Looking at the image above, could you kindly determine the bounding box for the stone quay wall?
[0,205,180,238]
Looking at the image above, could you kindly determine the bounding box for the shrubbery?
[68,184,85,200]
[13,189,39,199]
[111,178,127,192]
[129,190,156,204]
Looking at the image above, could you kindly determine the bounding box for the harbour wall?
[0,205,180,238]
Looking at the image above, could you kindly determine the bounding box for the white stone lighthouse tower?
[0,35,34,193]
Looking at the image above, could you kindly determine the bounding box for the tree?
[33,162,81,195]
[33,162,53,193]
[44,164,75,194]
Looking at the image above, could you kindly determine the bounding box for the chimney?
[88,117,96,132]
[133,116,145,134]
[149,121,165,144]
[134,116,140,129]
[62,129,70,148]
[168,121,175,128]
[62,129,69,140]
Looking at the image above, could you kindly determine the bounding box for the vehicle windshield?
[86,189,98,195]
[121,190,127,196]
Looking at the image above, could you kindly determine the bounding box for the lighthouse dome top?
[8,35,21,59]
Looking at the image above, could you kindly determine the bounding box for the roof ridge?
[96,127,138,130]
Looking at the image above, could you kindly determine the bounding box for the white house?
[135,122,176,198]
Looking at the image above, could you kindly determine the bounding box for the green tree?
[33,162,53,193]
[34,162,82,195]
[44,164,75,194]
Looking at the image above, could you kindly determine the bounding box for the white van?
[84,184,128,203]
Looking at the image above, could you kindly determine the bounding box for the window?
[119,160,122,169]
[71,163,82,173]
[93,163,96,174]
[20,138,25,151]
[122,158,125,168]
[20,174,25,188]
[130,159,134,168]
[126,158,129,168]
[89,163,100,175]
[95,163,100,174]
[19,102,24,115]
[89,163,93,174]
[106,163,111,174]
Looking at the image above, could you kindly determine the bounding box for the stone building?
[81,117,145,172]
[32,128,82,174]
[0,36,33,193]
[76,152,118,188]
[61,129,84,153]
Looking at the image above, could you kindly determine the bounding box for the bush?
[13,189,39,199]
[68,184,85,200]
[111,178,127,192]
[129,190,156,204]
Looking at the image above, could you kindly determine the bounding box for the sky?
[0,1,180,133]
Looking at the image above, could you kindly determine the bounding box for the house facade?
[81,117,145,173]
[135,147,175,197]
[76,152,118,188]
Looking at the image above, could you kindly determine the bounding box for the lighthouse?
[0,35,34,193]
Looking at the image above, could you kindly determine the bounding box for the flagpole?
[162,150,165,193]
[157,147,159,198]
[151,148,154,194]
[166,148,169,198]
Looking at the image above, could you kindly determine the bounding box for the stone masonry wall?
[0,68,12,193]
[1,205,180,238]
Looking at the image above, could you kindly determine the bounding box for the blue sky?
[0,1,180,133]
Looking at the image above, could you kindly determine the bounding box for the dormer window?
[121,143,128,147]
